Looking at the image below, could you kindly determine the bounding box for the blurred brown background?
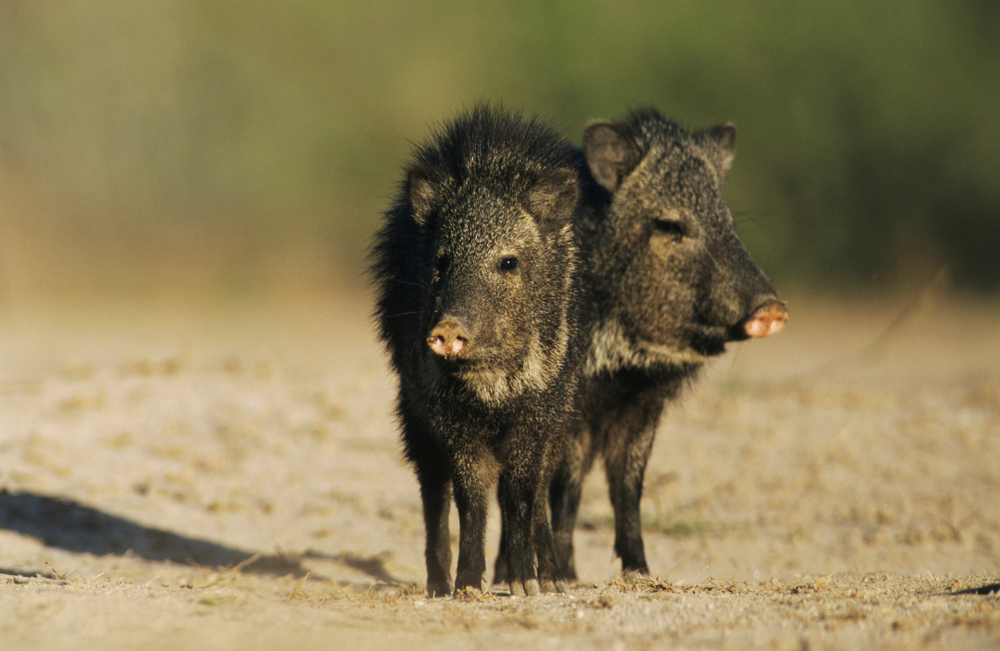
[1,1,998,311]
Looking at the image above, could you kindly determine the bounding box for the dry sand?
[1,287,998,650]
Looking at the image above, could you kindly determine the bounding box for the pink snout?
[428,319,473,358]
[743,300,789,338]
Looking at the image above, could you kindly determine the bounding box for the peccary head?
[583,109,786,375]
[379,107,584,405]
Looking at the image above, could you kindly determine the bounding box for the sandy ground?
[1,287,999,650]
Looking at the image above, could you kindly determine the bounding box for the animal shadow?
[0,489,305,577]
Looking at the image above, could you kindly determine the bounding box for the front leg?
[496,462,568,592]
[418,472,454,596]
[605,443,651,575]
[497,469,539,596]
[401,416,455,597]
[603,395,662,576]
[451,461,491,593]
[532,484,566,594]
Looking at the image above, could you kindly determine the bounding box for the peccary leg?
[532,485,566,593]
[402,416,455,597]
[494,475,568,591]
[604,432,653,575]
[603,392,665,576]
[497,468,540,596]
[451,461,490,593]
[547,462,580,581]
[492,520,509,585]
[547,429,594,581]
[418,472,454,597]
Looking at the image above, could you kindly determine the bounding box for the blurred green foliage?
[1,0,998,296]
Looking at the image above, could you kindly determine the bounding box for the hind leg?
[492,512,511,586]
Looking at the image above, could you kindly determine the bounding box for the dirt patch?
[1,291,998,650]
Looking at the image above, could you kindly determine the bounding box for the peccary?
[547,109,788,580]
[370,105,591,597]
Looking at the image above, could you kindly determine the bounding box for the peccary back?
[370,105,591,597]
[548,109,787,580]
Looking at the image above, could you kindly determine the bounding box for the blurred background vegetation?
[1,0,998,305]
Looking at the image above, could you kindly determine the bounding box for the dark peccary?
[370,105,591,597]
[549,109,788,580]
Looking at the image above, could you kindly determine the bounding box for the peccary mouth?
[690,333,729,358]
[434,357,495,389]
[726,322,754,343]
[431,349,499,373]
[433,354,482,369]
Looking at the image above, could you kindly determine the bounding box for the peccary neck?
[584,313,705,383]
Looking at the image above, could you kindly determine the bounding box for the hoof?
[426,580,454,598]
[540,579,567,594]
[509,578,540,597]
[454,586,487,600]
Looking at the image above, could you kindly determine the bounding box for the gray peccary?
[549,109,788,580]
[369,105,592,597]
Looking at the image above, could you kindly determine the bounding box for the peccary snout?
[742,298,789,339]
[428,318,473,358]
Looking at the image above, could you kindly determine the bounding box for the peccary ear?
[406,165,444,227]
[697,123,736,181]
[526,169,580,226]
[583,121,642,193]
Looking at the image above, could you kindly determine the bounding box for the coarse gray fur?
[547,109,785,580]
[370,104,593,597]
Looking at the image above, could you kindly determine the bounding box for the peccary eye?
[435,254,450,273]
[499,255,519,273]
[654,219,685,241]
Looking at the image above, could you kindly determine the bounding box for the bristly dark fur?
[543,108,783,580]
[369,104,593,597]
